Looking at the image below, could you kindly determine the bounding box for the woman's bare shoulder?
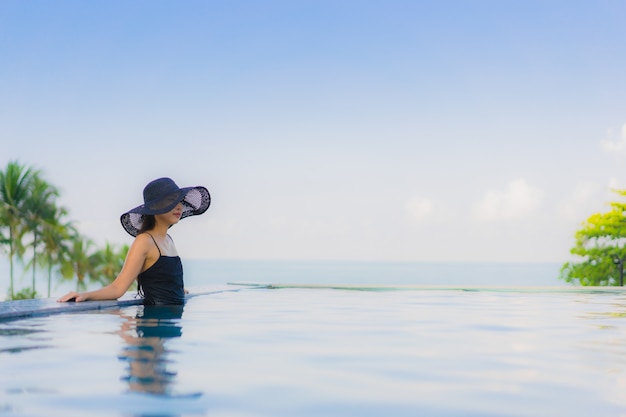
[131,233,155,251]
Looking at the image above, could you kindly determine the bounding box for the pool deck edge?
[0,295,143,322]
[0,285,264,322]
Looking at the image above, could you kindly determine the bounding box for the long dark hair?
[137,214,156,298]
[138,215,156,234]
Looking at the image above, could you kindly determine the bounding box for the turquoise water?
[2,284,626,416]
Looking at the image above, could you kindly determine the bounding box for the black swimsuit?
[137,234,185,305]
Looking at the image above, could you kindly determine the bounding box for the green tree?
[61,236,99,291]
[40,207,76,297]
[560,188,626,286]
[1,160,130,299]
[23,175,60,297]
[0,161,39,298]
[91,242,129,286]
[58,239,130,295]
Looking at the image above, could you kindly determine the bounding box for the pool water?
[2,285,626,416]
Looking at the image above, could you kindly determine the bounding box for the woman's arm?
[57,235,151,302]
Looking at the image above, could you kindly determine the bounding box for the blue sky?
[1,1,626,262]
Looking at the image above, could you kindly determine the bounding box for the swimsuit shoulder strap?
[145,233,162,257]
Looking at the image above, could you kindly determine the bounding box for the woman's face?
[156,202,183,226]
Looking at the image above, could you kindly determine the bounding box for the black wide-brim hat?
[120,177,211,237]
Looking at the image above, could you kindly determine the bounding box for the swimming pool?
[2,285,626,416]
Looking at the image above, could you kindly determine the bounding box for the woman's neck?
[149,222,170,239]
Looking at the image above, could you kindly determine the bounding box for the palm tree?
[40,207,76,297]
[0,161,39,299]
[61,236,99,291]
[92,242,129,286]
[23,176,60,297]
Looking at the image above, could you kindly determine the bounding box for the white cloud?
[557,179,625,222]
[601,124,626,155]
[556,181,603,221]
[472,179,544,221]
[608,177,625,191]
[405,196,434,223]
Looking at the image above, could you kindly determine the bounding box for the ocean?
[183,259,566,287]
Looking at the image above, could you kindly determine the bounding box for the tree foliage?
[560,189,626,286]
[0,161,40,298]
[24,175,60,295]
[0,160,128,300]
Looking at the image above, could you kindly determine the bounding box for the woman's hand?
[57,291,87,303]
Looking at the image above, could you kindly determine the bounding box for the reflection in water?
[118,305,184,396]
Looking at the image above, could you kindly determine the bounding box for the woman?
[58,177,210,305]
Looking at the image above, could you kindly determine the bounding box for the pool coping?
[0,294,143,322]
[0,285,265,322]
